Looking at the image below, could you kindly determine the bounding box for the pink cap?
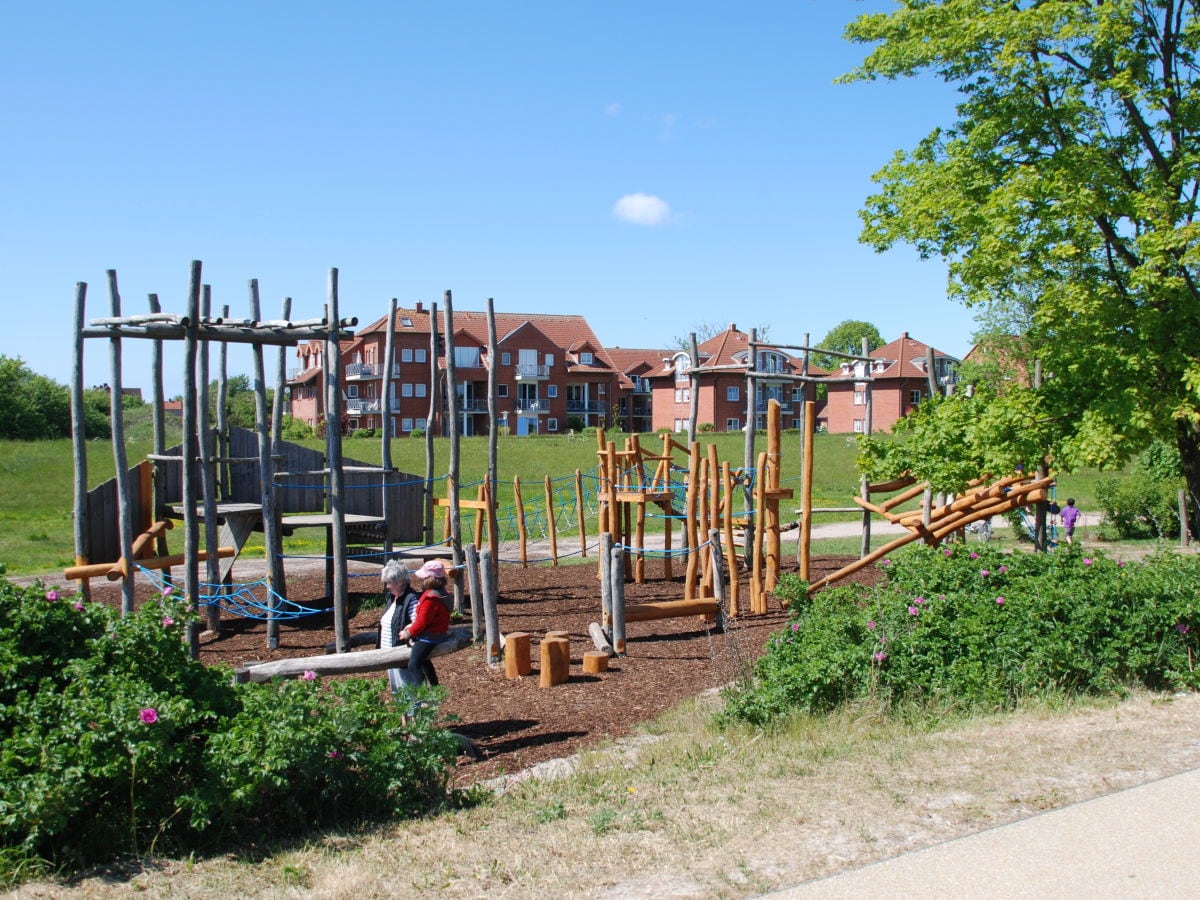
[414,560,446,579]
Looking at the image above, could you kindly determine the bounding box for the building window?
[348,418,359,430]
[545,353,554,367]
[580,351,593,365]
[498,384,509,398]
[415,348,427,363]
[401,348,414,363]
[909,389,923,404]
[674,418,686,432]
[853,419,865,433]
[792,387,804,402]
[547,385,558,398]
[598,384,605,395]
[548,418,558,432]
[727,386,739,402]
[347,385,359,398]
[416,383,427,398]
[501,352,511,366]
[401,417,414,432]
[401,383,414,397]
[727,418,740,431]
[675,387,691,403]
[400,317,413,328]
[853,388,866,406]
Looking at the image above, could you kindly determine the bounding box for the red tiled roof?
[868,332,957,379]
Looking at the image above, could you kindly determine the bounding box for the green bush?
[1096,473,1181,539]
[723,545,1200,725]
[0,579,460,880]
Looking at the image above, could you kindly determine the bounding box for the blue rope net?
[136,565,330,621]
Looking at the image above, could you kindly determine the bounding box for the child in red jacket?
[397,560,453,688]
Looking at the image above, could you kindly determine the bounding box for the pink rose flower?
[139,708,159,724]
[45,589,60,602]
[301,670,318,681]
[996,596,1005,605]
[162,616,175,627]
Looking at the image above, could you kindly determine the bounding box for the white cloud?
[612,193,671,226]
[604,102,622,117]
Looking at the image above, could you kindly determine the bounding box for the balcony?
[755,399,793,413]
[346,398,381,414]
[566,400,605,414]
[345,362,382,380]
[515,399,549,414]
[457,398,490,413]
[514,364,550,381]
[631,381,652,394]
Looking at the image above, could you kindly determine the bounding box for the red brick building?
[822,332,959,433]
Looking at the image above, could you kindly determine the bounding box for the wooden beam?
[235,628,472,683]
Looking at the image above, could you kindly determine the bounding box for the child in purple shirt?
[1061,498,1081,545]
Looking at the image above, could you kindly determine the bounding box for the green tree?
[812,319,884,371]
[0,356,71,440]
[843,1,1200,535]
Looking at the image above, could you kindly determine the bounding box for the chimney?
[730,322,737,332]
[902,331,909,339]
[415,301,424,313]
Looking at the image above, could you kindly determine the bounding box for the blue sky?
[0,1,975,398]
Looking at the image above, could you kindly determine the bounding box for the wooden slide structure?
[807,471,1053,594]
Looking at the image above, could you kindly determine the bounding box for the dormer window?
[580,351,593,365]
[400,317,413,328]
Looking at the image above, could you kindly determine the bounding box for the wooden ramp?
[168,503,264,582]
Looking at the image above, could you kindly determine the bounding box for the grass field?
[0,426,1115,576]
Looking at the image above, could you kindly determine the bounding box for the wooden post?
[582,651,609,674]
[480,547,502,666]
[249,280,284,649]
[514,475,527,567]
[539,636,570,687]
[722,461,739,616]
[216,303,230,501]
[70,282,91,601]
[684,441,700,598]
[268,295,291,623]
[148,293,170,572]
[381,297,398,555]
[444,290,466,614]
[599,531,613,624]
[861,337,873,558]
[106,270,136,616]
[545,475,559,566]
[486,298,500,580]
[182,261,202,658]
[688,332,700,444]
[423,300,438,548]
[465,543,484,642]
[575,468,588,557]
[800,399,815,582]
[505,632,532,678]
[765,399,781,592]
[752,450,768,613]
[1181,489,1191,548]
[199,284,221,632]
[610,545,626,655]
[743,328,757,573]
[709,528,728,627]
[325,269,350,653]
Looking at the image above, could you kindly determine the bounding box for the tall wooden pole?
[216,304,230,500]
[742,328,757,570]
[444,290,465,614]
[182,261,202,657]
[271,297,291,450]
[70,282,91,600]
[250,280,286,649]
[380,298,398,554]
[800,400,815,582]
[486,298,500,573]
[199,285,221,633]
[688,332,700,445]
[423,301,438,547]
[148,293,170,566]
[325,269,350,653]
[106,270,136,615]
[860,337,873,558]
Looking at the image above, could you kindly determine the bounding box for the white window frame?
[498,384,509,398]
[727,386,739,402]
[548,418,559,432]
[415,348,427,363]
[545,353,554,367]
[416,383,427,398]
[547,385,558,398]
[853,388,866,406]
[909,389,923,405]
[580,351,593,365]
[401,348,414,363]
[853,418,865,433]
[347,385,359,398]
[501,351,511,366]
[727,418,740,431]
[401,417,414,432]
[401,383,414,398]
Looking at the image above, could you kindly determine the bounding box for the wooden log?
[867,475,917,494]
[465,543,484,643]
[545,630,571,642]
[609,597,721,623]
[575,468,588,557]
[878,480,930,512]
[504,631,532,678]
[588,621,614,655]
[236,628,472,683]
[64,545,235,581]
[582,651,609,674]
[722,461,738,615]
[480,547,502,666]
[539,636,570,687]
[610,547,626,655]
[514,475,527,568]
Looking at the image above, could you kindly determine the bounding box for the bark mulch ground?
[74,555,881,787]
